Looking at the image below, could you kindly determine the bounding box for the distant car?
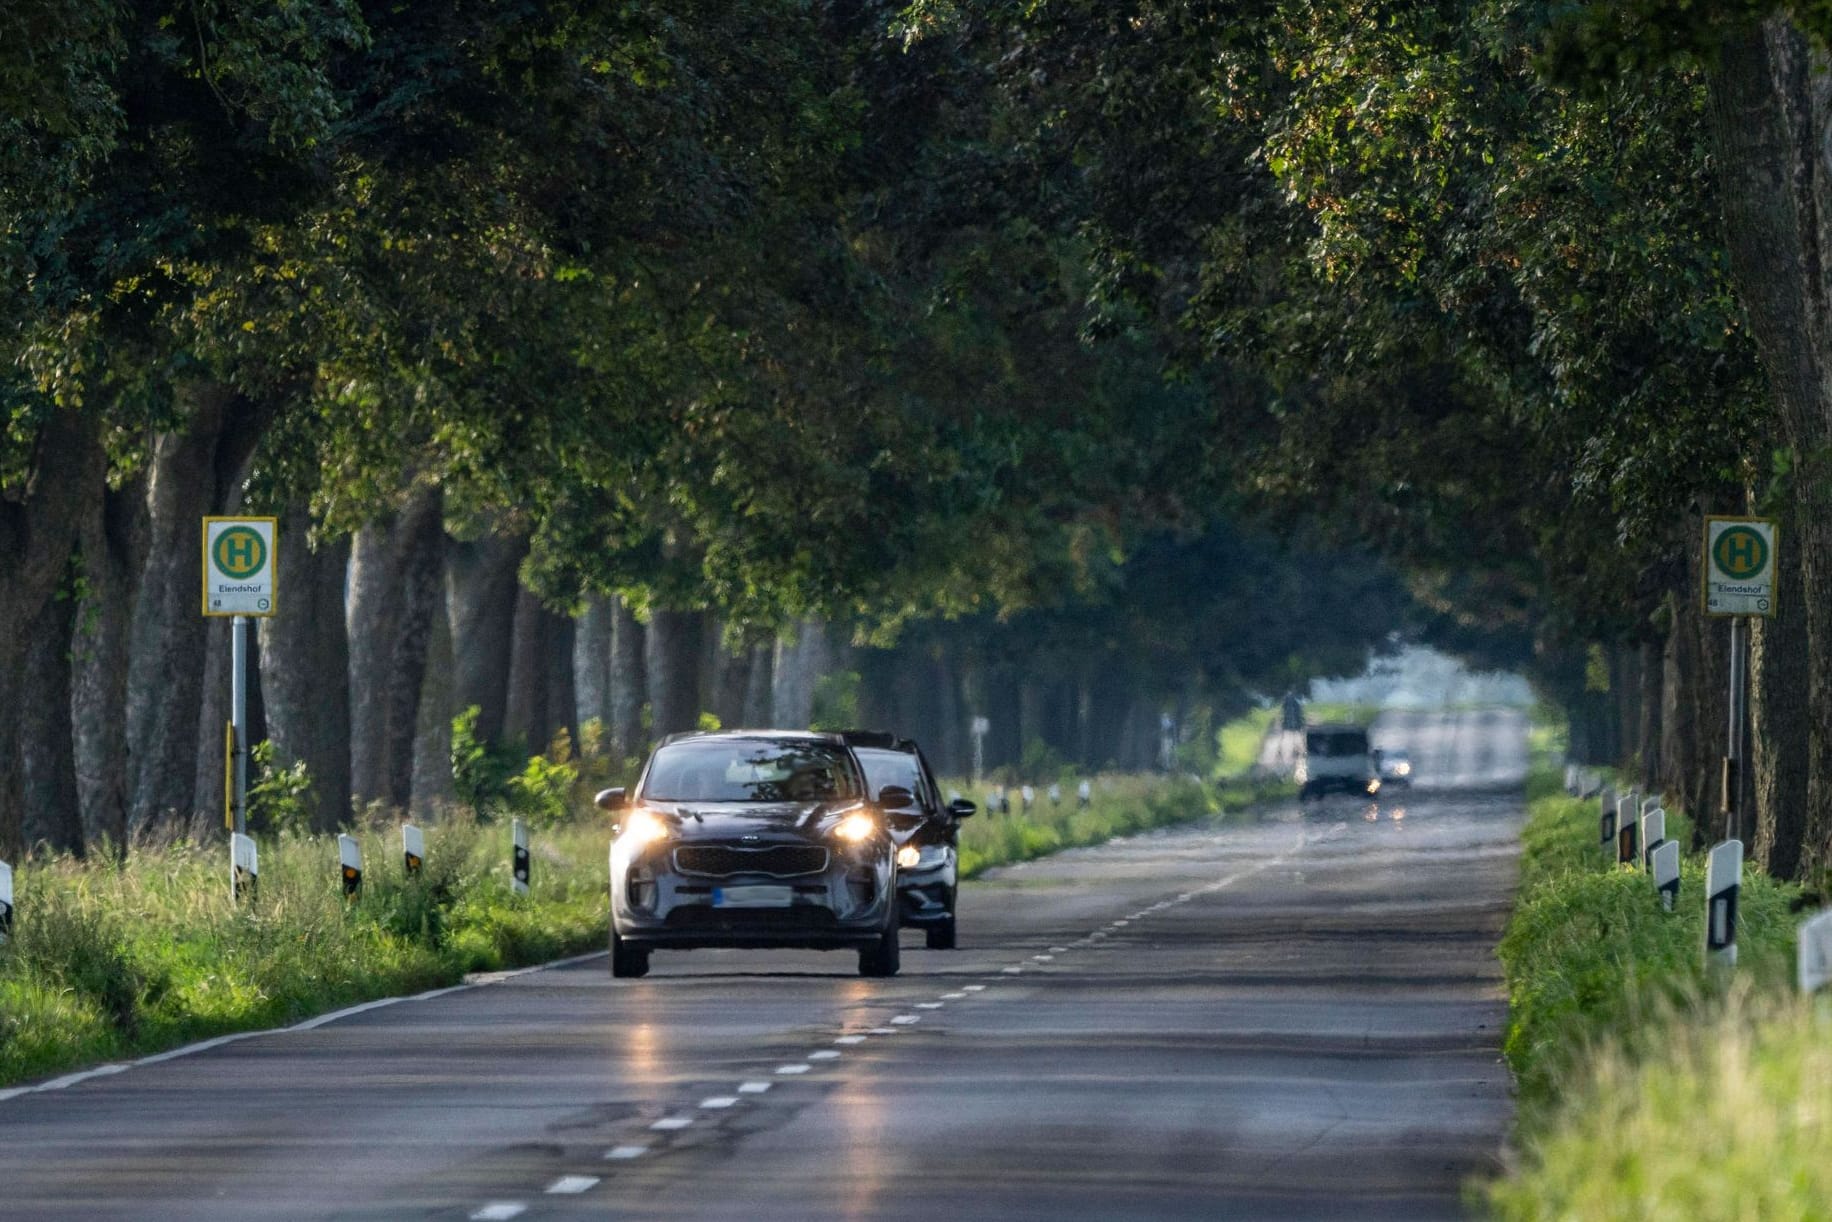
[843,731,976,950]
[1374,747,1414,789]
[599,731,902,978]
[1296,723,1380,801]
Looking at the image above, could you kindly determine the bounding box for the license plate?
[712,885,793,908]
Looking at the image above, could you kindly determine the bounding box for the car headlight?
[619,809,671,849]
[832,813,878,843]
[897,845,921,869]
[1396,762,1411,777]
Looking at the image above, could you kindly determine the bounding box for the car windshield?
[643,739,862,803]
[1307,730,1369,757]
[854,747,925,805]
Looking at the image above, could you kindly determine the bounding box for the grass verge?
[955,773,1288,879]
[1487,770,1816,1218]
[0,811,610,1088]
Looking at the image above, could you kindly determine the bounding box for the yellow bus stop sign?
[1704,516,1776,617]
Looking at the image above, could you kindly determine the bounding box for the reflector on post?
[1599,788,1618,848]
[512,818,530,896]
[232,833,258,901]
[403,823,424,875]
[1706,839,1743,970]
[339,833,363,899]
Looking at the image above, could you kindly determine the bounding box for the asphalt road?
[0,708,1526,1221]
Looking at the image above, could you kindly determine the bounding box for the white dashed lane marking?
[738,1081,771,1094]
[962,985,986,992]
[700,1096,738,1109]
[546,1176,600,1195]
[890,1015,920,1025]
[807,1050,840,1061]
[471,1205,526,1221]
[834,1034,866,1045]
[942,992,966,1000]
[916,1002,943,1010]
[605,1145,648,1160]
[776,1063,811,1075]
[867,1027,898,1035]
[650,1116,694,1131]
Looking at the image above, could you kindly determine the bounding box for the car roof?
[655,729,848,748]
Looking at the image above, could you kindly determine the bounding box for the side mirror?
[595,787,627,811]
[948,798,977,820]
[877,785,917,810]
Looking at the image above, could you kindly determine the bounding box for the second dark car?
[843,731,975,949]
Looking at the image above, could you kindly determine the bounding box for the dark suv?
[598,731,901,978]
[842,731,976,950]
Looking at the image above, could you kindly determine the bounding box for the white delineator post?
[0,859,12,943]
[231,833,258,901]
[1078,779,1091,808]
[1706,839,1743,971]
[1652,840,1681,912]
[1616,795,1640,867]
[1641,808,1667,871]
[970,716,990,785]
[512,818,530,895]
[403,823,424,875]
[339,833,363,899]
[1599,788,1618,849]
[1798,910,1832,995]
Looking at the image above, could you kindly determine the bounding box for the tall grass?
[0,811,611,1087]
[1488,775,1813,1217]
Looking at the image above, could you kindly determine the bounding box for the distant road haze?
[0,710,1524,1220]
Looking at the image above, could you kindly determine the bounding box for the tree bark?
[742,643,774,729]
[574,596,613,734]
[260,504,352,832]
[1752,501,1811,877]
[71,474,148,854]
[608,595,647,755]
[1707,20,1832,869]
[1637,637,1664,798]
[648,609,707,736]
[21,567,84,854]
[347,485,445,810]
[411,580,456,815]
[447,533,527,746]
[504,587,551,750]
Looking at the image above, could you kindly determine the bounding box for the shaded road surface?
[0,709,1525,1220]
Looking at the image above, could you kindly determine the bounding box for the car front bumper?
[610,835,896,950]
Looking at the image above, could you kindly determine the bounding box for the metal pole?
[1726,615,1746,845]
[232,614,248,837]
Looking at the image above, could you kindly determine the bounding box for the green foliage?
[247,740,314,834]
[809,670,862,732]
[450,706,523,815]
[0,812,609,1087]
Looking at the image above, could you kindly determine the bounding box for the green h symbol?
[224,534,256,569]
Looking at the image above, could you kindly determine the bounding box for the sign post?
[203,517,276,902]
[1704,517,1776,844]
[1705,839,1743,974]
[231,833,258,901]
[1799,910,1832,995]
[970,716,990,784]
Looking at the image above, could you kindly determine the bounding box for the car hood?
[643,799,864,839]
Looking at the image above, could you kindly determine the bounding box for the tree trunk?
[545,610,577,753]
[504,588,551,751]
[574,596,613,734]
[608,595,647,755]
[1707,19,1832,869]
[260,505,352,832]
[71,475,148,854]
[448,533,526,746]
[742,643,774,729]
[1637,638,1664,798]
[347,485,445,810]
[21,567,84,854]
[648,609,706,736]
[126,386,266,834]
[411,581,456,816]
[1752,501,1810,877]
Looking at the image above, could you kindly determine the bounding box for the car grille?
[673,845,829,878]
[666,906,837,932]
